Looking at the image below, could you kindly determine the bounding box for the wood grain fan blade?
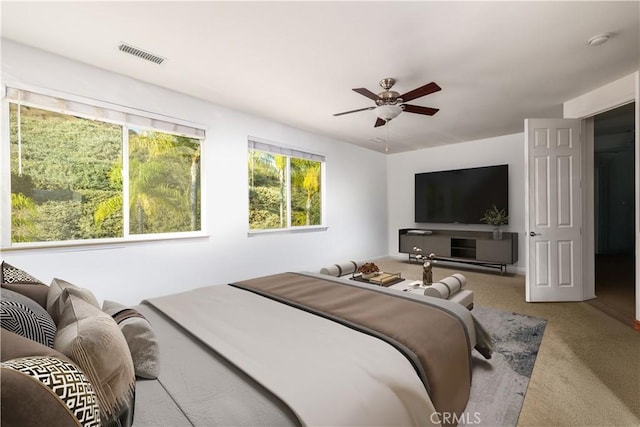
[374,117,387,127]
[400,82,441,102]
[333,106,375,116]
[402,104,439,116]
[353,88,381,101]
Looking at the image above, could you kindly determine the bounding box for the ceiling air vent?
[118,43,165,65]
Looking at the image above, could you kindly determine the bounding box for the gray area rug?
[463,306,547,427]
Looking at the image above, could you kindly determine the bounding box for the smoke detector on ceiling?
[118,43,166,64]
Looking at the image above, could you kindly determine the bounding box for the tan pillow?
[46,278,100,325]
[1,282,49,309]
[102,300,160,379]
[54,294,135,427]
[0,329,72,363]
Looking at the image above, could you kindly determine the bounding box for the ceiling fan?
[333,78,441,127]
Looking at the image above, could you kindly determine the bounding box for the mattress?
[133,272,492,426]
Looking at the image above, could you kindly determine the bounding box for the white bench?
[319,262,474,310]
[387,275,474,310]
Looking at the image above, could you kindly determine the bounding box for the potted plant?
[481,204,508,240]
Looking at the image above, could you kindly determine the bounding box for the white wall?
[0,40,388,305]
[386,133,526,273]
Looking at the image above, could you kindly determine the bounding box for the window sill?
[248,226,328,237]
[1,232,210,252]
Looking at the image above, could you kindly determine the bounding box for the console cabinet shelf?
[399,228,518,273]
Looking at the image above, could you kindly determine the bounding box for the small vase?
[493,227,503,240]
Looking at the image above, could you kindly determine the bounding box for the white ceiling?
[2,1,638,154]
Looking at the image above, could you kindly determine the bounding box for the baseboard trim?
[633,320,640,331]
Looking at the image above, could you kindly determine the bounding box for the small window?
[248,139,324,231]
[4,88,204,247]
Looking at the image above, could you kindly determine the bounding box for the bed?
[0,262,492,427]
[132,272,492,427]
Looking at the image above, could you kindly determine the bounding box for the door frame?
[564,71,639,326]
[583,117,596,301]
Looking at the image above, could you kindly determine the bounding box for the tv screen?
[415,164,509,224]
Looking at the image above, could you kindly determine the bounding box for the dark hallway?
[590,102,636,328]
[591,254,636,326]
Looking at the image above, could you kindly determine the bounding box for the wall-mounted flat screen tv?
[415,164,509,224]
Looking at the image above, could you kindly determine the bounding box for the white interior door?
[525,118,585,302]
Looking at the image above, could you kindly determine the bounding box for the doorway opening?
[590,102,636,326]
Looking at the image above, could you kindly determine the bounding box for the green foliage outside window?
[291,158,321,226]
[248,148,322,230]
[127,128,201,234]
[8,104,201,245]
[10,193,38,243]
[248,150,287,229]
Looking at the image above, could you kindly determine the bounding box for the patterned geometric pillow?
[0,288,57,347]
[1,356,100,427]
[1,261,49,308]
[0,261,45,284]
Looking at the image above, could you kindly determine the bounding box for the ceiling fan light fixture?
[375,104,403,121]
[334,78,440,128]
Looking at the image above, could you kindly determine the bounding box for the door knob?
[529,231,540,237]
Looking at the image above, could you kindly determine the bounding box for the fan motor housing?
[376,91,402,105]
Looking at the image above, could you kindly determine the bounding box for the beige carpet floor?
[372,257,640,427]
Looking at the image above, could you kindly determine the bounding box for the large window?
[4,88,204,247]
[248,139,324,231]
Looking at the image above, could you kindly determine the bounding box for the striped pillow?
[103,300,160,379]
[0,288,56,347]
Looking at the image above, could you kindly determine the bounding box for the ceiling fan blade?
[374,117,387,127]
[333,106,375,116]
[353,88,381,101]
[402,104,439,116]
[400,82,441,102]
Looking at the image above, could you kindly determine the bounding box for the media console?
[398,228,518,274]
